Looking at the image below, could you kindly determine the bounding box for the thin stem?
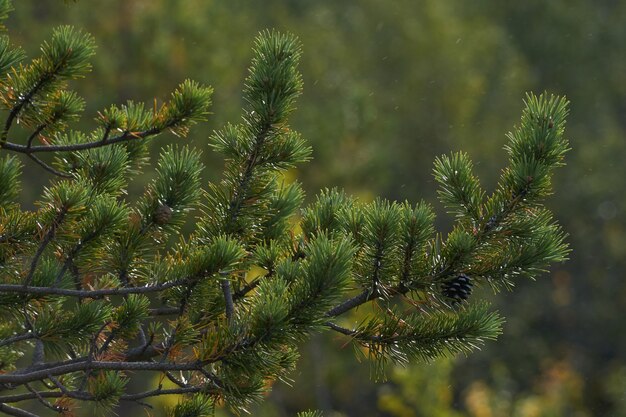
[149,307,179,316]
[483,179,533,234]
[370,241,384,294]
[164,371,188,388]
[233,276,262,300]
[221,279,234,324]
[325,289,372,318]
[223,122,272,234]
[325,321,356,337]
[54,229,102,287]
[0,360,203,386]
[400,234,418,286]
[0,332,35,348]
[120,385,207,401]
[31,340,44,365]
[218,123,273,322]
[100,125,111,143]
[0,279,188,299]
[25,383,63,413]
[0,385,208,405]
[26,124,46,149]
[26,154,71,178]
[0,403,38,417]
[1,127,160,154]
[157,326,178,364]
[48,375,70,395]
[23,208,67,288]
[124,344,157,362]
[1,72,52,145]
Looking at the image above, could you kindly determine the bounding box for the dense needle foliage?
[0,1,569,416]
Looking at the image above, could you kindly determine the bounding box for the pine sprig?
[260,181,305,243]
[39,26,95,79]
[244,30,303,127]
[353,303,503,379]
[398,201,435,287]
[322,93,569,375]
[87,371,128,414]
[0,35,24,76]
[0,154,20,205]
[0,26,95,142]
[0,0,12,26]
[160,79,213,137]
[484,93,570,228]
[301,188,354,238]
[36,301,113,356]
[287,234,355,334]
[202,30,310,245]
[434,151,485,223]
[168,394,214,417]
[0,205,36,264]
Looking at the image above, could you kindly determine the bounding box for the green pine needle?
[168,394,214,417]
[0,155,20,205]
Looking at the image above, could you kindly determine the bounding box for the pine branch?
[26,153,71,177]
[324,321,355,337]
[149,307,180,316]
[0,403,38,417]
[120,386,210,402]
[0,332,34,348]
[0,279,188,298]
[1,126,160,154]
[0,26,95,144]
[233,276,262,300]
[54,228,102,286]
[0,385,209,405]
[0,8,569,414]
[2,74,52,144]
[24,383,64,414]
[165,371,189,388]
[221,279,235,324]
[325,289,373,318]
[222,123,272,234]
[0,360,203,386]
[26,124,46,148]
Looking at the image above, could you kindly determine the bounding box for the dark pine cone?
[153,203,173,225]
[441,274,473,303]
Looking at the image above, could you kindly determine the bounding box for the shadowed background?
[6,1,626,416]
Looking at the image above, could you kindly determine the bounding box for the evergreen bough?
[0,2,569,416]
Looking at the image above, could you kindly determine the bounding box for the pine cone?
[441,273,473,303]
[153,203,173,225]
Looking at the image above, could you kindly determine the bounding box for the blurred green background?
[6,1,626,416]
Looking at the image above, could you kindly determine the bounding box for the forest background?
[6,1,626,416]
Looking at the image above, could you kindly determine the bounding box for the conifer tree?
[0,2,569,416]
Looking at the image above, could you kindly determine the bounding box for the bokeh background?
[6,1,626,416]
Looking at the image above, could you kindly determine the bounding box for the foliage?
[0,2,570,417]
